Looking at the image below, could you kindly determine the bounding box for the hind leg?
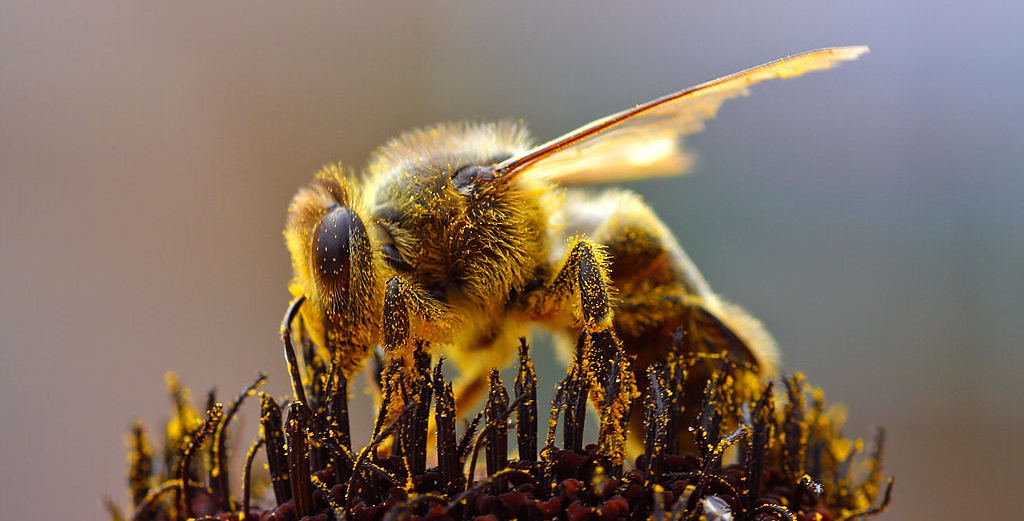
[446,320,527,417]
[566,189,777,373]
[560,190,778,451]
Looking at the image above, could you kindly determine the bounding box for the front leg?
[382,277,412,357]
[376,275,449,441]
[380,275,449,360]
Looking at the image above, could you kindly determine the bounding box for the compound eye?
[312,204,356,289]
[452,165,497,195]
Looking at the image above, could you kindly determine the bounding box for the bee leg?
[615,291,775,373]
[380,275,448,358]
[528,237,622,393]
[449,324,525,416]
[374,275,432,451]
[382,276,413,358]
[533,238,614,327]
[379,274,451,395]
[444,238,614,420]
[451,374,490,415]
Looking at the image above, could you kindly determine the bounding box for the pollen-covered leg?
[380,275,450,360]
[375,275,451,451]
[522,237,639,456]
[530,238,614,328]
[564,188,778,375]
[555,189,779,454]
[382,277,412,357]
[526,237,625,395]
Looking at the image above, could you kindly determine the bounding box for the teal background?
[2,2,1021,520]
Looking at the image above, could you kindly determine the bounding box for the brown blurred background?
[2,2,1022,520]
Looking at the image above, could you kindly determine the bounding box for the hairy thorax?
[365,123,553,317]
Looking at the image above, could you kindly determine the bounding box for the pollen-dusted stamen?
[176,402,223,519]
[113,339,891,521]
[163,372,200,476]
[395,342,433,478]
[783,373,809,481]
[642,364,668,482]
[210,373,266,505]
[596,345,637,472]
[741,381,774,512]
[484,369,510,478]
[258,393,291,506]
[126,420,153,508]
[433,358,463,494]
[561,360,588,454]
[280,296,310,407]
[696,377,725,466]
[240,435,263,520]
[514,338,538,462]
[285,402,313,519]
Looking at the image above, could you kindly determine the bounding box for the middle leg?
[524,236,632,405]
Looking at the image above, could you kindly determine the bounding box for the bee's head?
[285,167,383,352]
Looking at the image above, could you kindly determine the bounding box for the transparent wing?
[492,46,868,185]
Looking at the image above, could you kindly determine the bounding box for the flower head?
[109,329,890,521]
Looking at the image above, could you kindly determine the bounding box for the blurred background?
[2,2,1021,520]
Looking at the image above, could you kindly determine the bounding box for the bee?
[284,47,868,438]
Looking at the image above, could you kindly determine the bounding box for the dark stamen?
[240,436,263,520]
[286,402,314,518]
[782,374,808,482]
[434,359,462,493]
[514,338,538,462]
[177,403,223,519]
[210,373,266,505]
[127,421,153,508]
[643,365,668,483]
[259,394,291,506]
[742,382,774,511]
[484,369,509,479]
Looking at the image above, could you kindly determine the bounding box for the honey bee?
[284,47,868,437]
